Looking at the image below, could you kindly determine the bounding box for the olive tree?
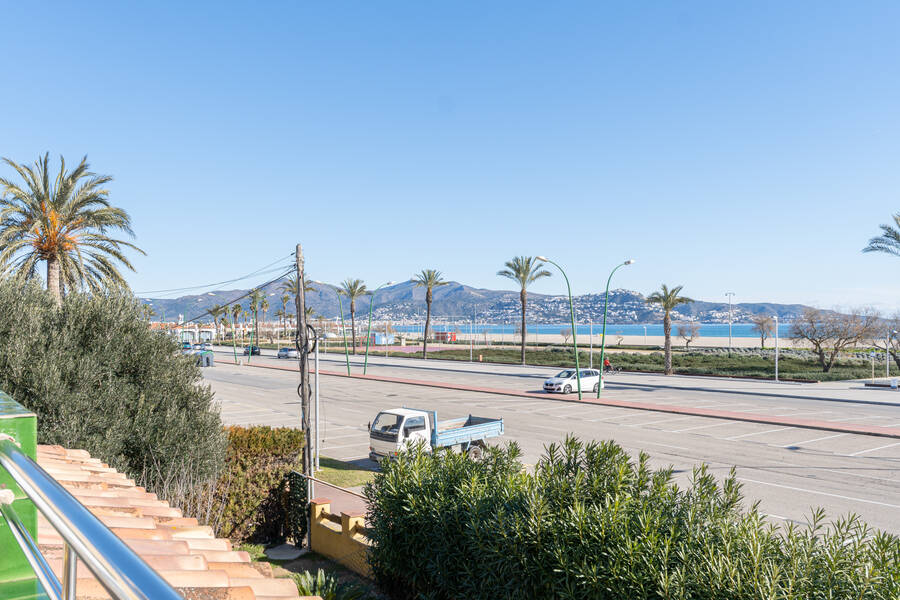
[0,281,224,491]
[791,307,880,372]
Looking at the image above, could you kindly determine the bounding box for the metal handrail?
[0,438,183,600]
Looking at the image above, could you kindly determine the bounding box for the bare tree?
[560,327,572,345]
[751,315,775,349]
[615,331,624,346]
[791,308,881,372]
[677,320,701,349]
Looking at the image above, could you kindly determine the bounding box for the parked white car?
[277,347,299,359]
[543,369,601,394]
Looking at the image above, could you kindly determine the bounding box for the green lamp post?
[337,292,352,376]
[363,281,394,375]
[536,256,583,400]
[597,259,635,397]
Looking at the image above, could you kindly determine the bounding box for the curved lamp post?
[536,256,583,400]
[597,259,634,397]
[363,281,395,374]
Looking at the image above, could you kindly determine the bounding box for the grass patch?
[316,457,377,489]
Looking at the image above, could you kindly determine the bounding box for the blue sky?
[2,2,899,308]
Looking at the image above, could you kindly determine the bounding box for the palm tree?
[0,153,145,304]
[338,279,368,353]
[413,269,449,359]
[280,293,290,337]
[498,256,551,365]
[207,303,227,342]
[646,284,694,375]
[261,297,270,341]
[863,214,900,257]
[248,288,264,345]
[231,304,242,344]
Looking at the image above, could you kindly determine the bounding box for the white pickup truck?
[368,407,504,461]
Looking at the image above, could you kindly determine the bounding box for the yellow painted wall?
[309,499,372,577]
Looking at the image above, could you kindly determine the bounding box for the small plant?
[291,569,370,600]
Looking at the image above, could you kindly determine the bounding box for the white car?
[277,347,299,359]
[543,369,601,394]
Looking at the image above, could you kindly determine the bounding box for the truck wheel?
[593,383,599,393]
[467,444,484,460]
[563,385,572,394]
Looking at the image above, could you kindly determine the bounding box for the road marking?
[818,468,900,484]
[783,433,846,447]
[588,412,644,422]
[632,440,690,451]
[529,423,575,433]
[724,427,793,440]
[321,442,367,451]
[626,416,697,428]
[669,421,737,433]
[848,442,900,457]
[738,478,900,509]
[321,432,369,441]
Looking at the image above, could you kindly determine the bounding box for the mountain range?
[140,280,811,325]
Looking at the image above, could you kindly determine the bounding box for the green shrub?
[366,437,900,600]
[216,425,306,543]
[0,281,224,490]
[291,569,371,600]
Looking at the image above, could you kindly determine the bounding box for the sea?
[393,323,792,338]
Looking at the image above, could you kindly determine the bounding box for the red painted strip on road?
[242,361,900,439]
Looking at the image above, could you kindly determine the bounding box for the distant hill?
[140,280,813,325]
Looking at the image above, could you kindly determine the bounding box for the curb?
[239,361,900,440]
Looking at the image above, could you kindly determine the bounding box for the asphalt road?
[204,349,900,533]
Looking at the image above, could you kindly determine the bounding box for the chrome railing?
[0,437,183,600]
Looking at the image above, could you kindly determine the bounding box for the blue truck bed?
[422,410,504,448]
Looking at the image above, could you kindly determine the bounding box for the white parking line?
[321,432,369,441]
[626,416,697,428]
[783,433,846,447]
[321,442,367,451]
[589,412,644,422]
[724,427,794,440]
[669,421,736,433]
[848,442,900,457]
[738,478,900,509]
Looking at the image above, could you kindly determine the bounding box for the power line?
[136,253,295,296]
[181,265,297,325]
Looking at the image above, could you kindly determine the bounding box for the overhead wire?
[136,253,295,296]
[181,265,297,325]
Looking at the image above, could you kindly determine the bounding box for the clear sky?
[2,2,899,309]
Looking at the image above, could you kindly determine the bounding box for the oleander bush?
[0,280,225,489]
[366,437,900,600]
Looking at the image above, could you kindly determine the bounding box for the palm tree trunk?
[663,312,673,375]
[46,256,61,306]
[520,288,527,365]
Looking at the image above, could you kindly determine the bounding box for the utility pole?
[295,245,312,499]
[725,292,735,352]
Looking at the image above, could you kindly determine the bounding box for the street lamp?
[536,256,583,400]
[363,281,395,374]
[773,315,779,382]
[597,260,635,397]
[887,330,898,379]
[725,292,735,352]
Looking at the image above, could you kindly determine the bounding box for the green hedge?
[365,438,900,599]
[216,426,306,543]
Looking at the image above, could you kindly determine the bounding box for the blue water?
[394,323,792,338]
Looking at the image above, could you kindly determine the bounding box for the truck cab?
[369,408,431,461]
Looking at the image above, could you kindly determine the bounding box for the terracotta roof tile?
[35,445,318,600]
